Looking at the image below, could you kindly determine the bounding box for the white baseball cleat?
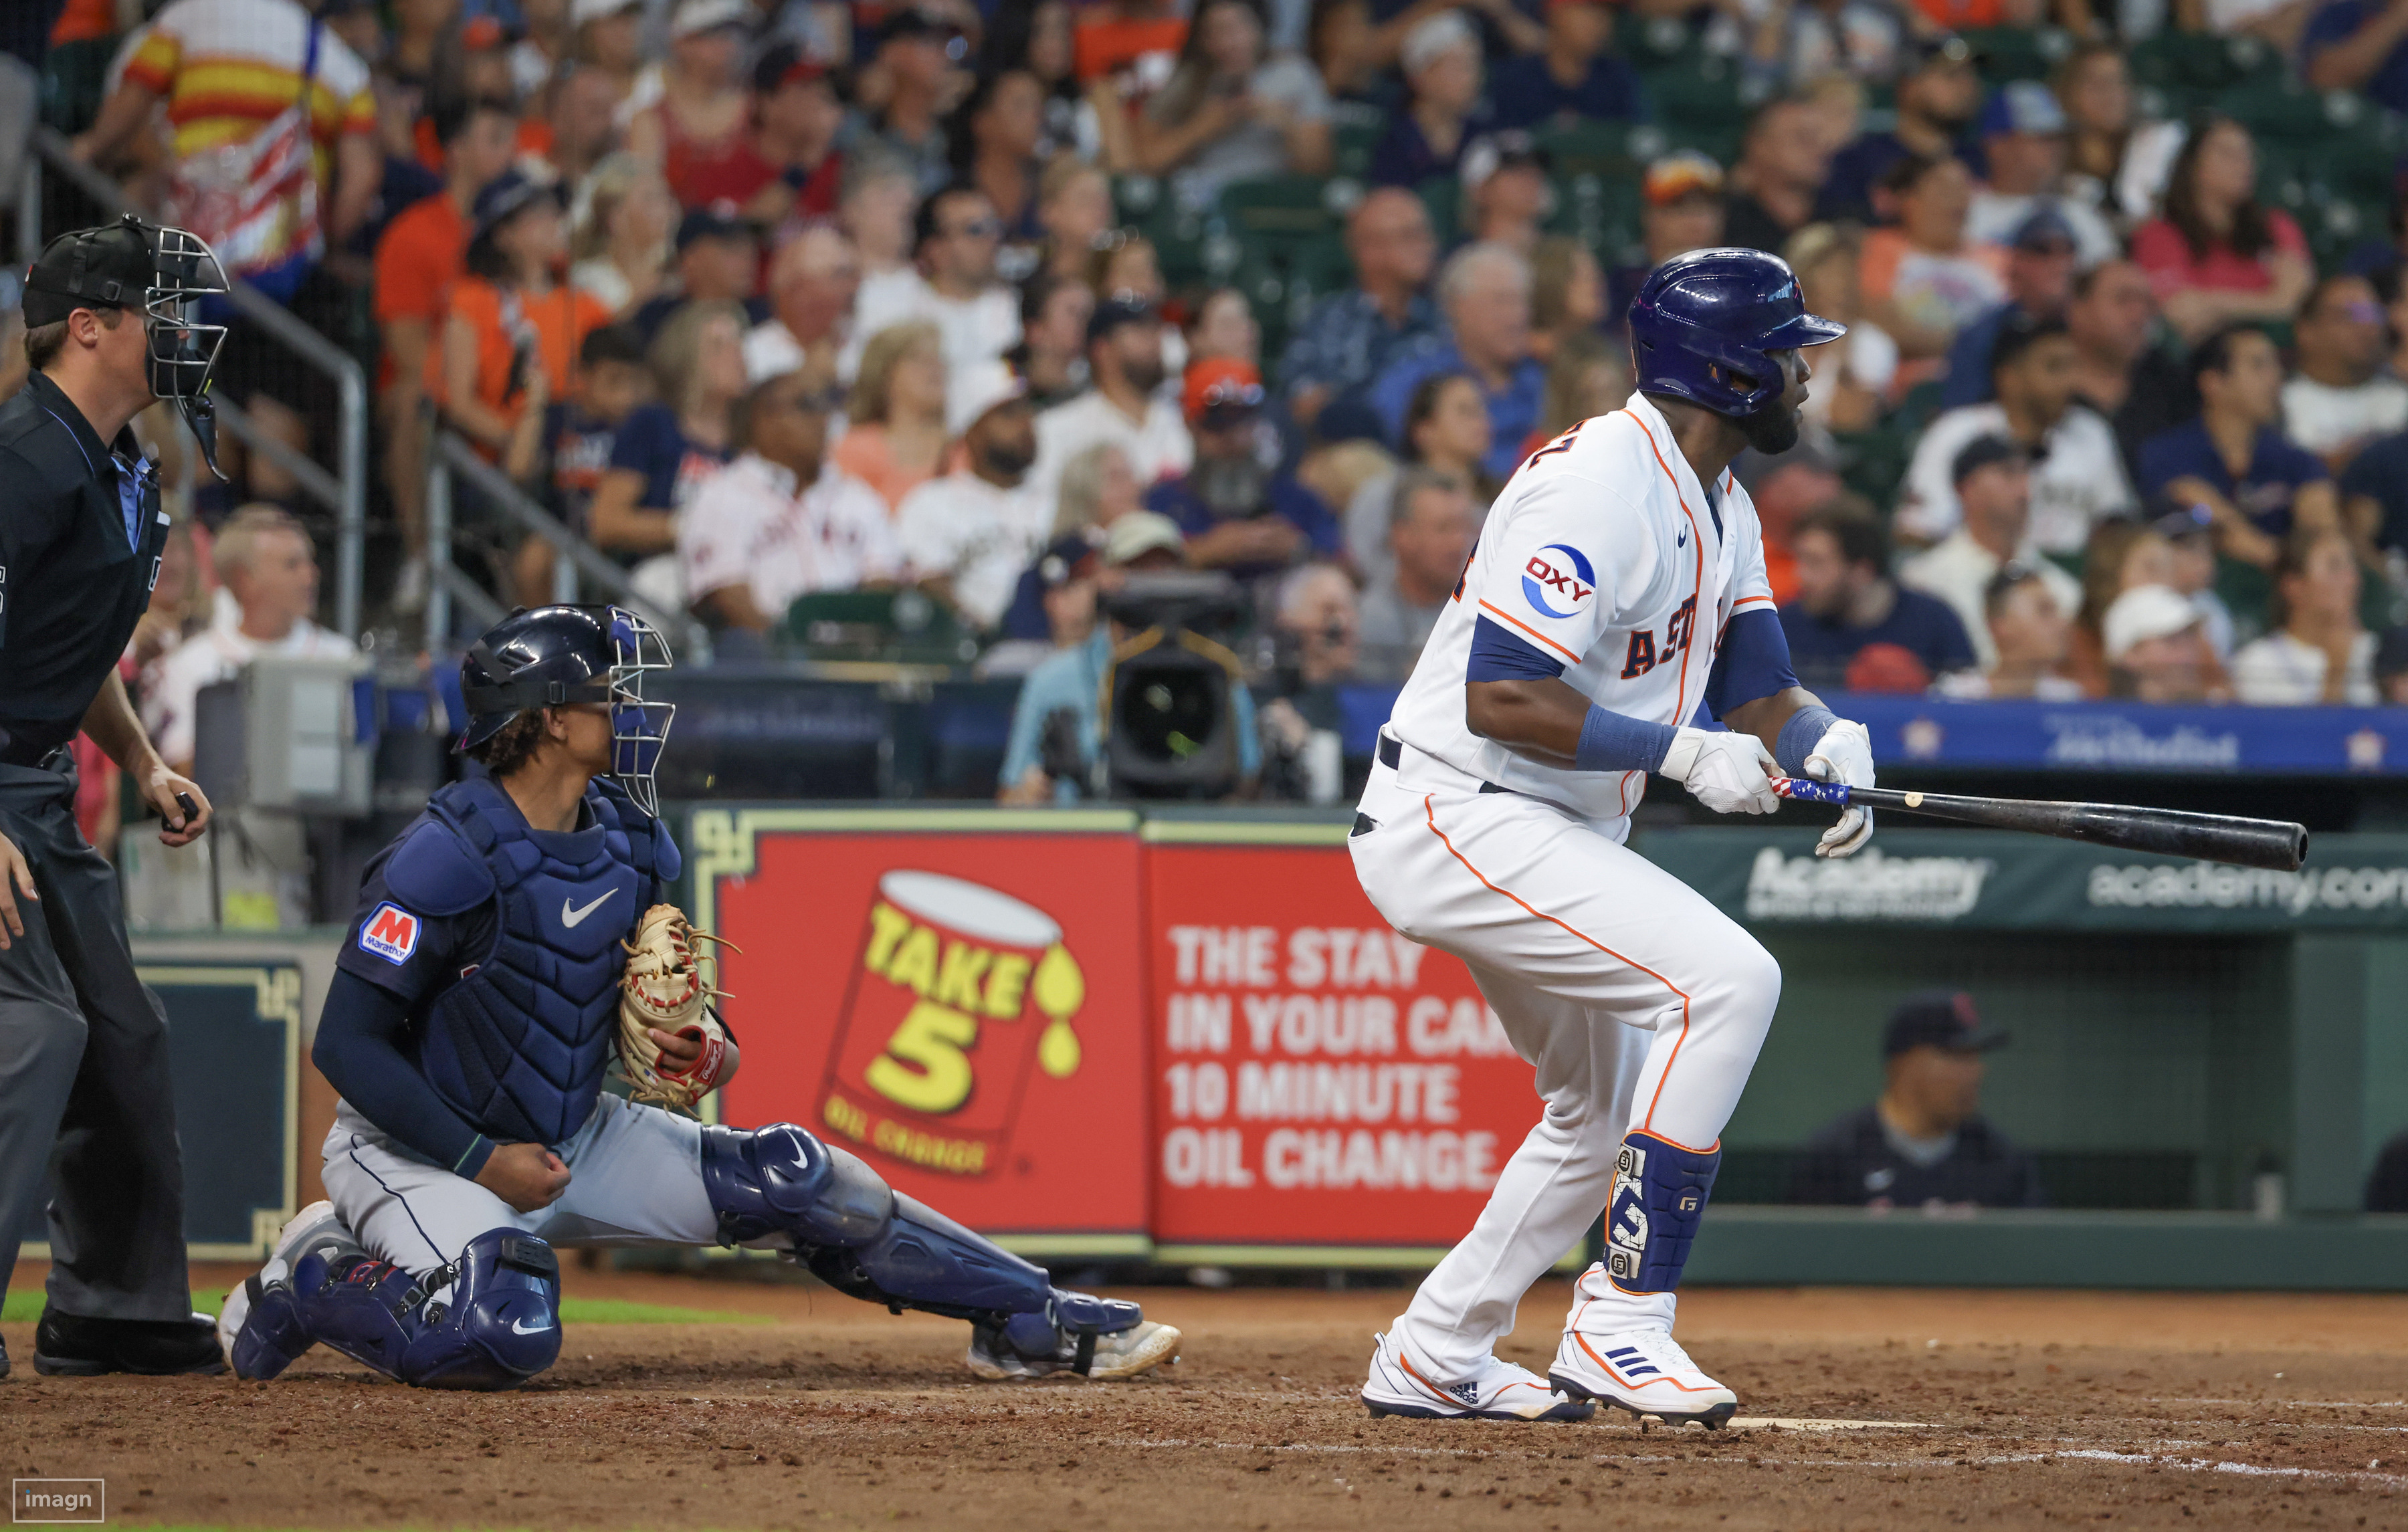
[967,1319,1181,1381]
[1362,1331,1595,1422]
[1549,1326,1738,1428]
[216,1200,350,1370]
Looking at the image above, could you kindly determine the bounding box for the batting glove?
[1661,726,1782,816]
[1804,718,1876,859]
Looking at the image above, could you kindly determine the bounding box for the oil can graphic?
[819,870,1087,1176]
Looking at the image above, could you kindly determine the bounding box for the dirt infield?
[7,1261,2408,1531]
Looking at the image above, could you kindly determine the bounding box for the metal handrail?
[431,429,708,654]
[28,128,371,639]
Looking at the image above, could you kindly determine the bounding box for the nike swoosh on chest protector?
[561,887,620,928]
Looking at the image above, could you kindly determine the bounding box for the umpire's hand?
[144,765,213,847]
[0,831,37,950]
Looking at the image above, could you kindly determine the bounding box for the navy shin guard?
[700,1123,1119,1337]
[1603,1131,1721,1294]
[290,1228,562,1390]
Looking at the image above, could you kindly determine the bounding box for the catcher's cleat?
[1548,1325,1738,1428]
[1361,1331,1594,1421]
[967,1317,1181,1382]
[218,1200,359,1380]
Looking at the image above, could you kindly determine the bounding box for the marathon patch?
[359,902,421,965]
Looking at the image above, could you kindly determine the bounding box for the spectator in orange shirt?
[434,171,609,479]
[836,320,953,513]
[375,94,520,578]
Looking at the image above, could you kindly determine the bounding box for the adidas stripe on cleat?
[1548,1324,1738,1428]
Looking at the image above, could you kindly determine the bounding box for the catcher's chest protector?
[404,776,676,1145]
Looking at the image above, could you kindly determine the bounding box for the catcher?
[216,605,1178,1390]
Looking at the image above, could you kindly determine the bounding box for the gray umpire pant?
[0,753,192,1321]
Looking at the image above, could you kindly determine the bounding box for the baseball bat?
[1771,778,2308,871]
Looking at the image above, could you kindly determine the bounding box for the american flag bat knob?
[1772,777,1850,806]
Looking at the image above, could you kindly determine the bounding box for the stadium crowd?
[21,0,2408,810]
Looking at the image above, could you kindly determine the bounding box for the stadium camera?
[1096,570,1251,800]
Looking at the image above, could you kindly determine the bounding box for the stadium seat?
[1415,175,1462,247]
[1959,26,2075,87]
[784,589,979,663]
[2129,29,2281,101]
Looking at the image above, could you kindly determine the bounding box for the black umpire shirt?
[1785,1105,2049,1210]
[0,370,169,766]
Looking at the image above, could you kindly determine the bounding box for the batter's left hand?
[145,766,212,847]
[1804,718,1874,859]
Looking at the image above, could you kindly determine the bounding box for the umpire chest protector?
[385,774,681,1145]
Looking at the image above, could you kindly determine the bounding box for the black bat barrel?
[1849,787,2310,873]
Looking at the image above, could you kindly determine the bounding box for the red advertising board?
[1142,831,1539,1258]
[692,808,1150,1250]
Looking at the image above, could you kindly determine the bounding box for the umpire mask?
[23,214,231,478]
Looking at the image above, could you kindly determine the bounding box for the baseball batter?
[1350,249,1873,1428]
[216,605,1177,1390]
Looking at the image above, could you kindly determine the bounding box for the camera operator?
[1148,359,1342,582]
[1255,562,1362,804]
[997,512,1263,804]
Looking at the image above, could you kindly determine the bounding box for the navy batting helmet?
[458,605,676,814]
[1627,247,1845,417]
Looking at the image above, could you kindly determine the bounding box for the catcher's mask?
[23,213,231,477]
[459,605,677,814]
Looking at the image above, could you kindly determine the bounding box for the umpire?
[0,215,228,1378]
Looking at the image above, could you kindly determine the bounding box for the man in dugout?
[1785,990,2047,1210]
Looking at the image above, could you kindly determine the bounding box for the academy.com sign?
[1744,846,1996,921]
[2088,860,2408,915]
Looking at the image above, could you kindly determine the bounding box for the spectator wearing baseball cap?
[1785,991,2044,1211]
[1965,82,2118,269]
[1938,204,2082,411]
[1815,33,1981,224]
[1459,132,1553,257]
[2103,583,2218,702]
[626,201,765,344]
[1900,435,2084,672]
[1488,0,1647,133]
[996,508,1266,805]
[571,0,651,122]
[1145,359,1342,581]
[1028,296,1195,519]
[1369,10,1491,189]
[897,360,1050,633]
[1603,153,1728,340]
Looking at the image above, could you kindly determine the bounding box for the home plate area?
[6,1270,2405,1531]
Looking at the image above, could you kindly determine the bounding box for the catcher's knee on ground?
[699,1123,1144,1364]
[237,1226,563,1391]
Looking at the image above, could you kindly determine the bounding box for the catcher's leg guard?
[279,1228,563,1391]
[699,1121,1148,1364]
[1602,1131,1722,1294]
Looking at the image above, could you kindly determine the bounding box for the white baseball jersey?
[1386,393,1777,833]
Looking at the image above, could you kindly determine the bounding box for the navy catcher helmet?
[1627,247,1846,417]
[458,605,676,814]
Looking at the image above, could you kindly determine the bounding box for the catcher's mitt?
[617,903,740,1111]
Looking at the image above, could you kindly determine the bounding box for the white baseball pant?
[1349,746,1781,1380]
[322,1093,720,1280]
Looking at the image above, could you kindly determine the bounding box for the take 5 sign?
[1142,826,1538,1259]
[692,808,1150,1252]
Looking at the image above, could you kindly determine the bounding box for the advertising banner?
[1643,828,2408,932]
[1142,825,1542,1261]
[692,808,1150,1253]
